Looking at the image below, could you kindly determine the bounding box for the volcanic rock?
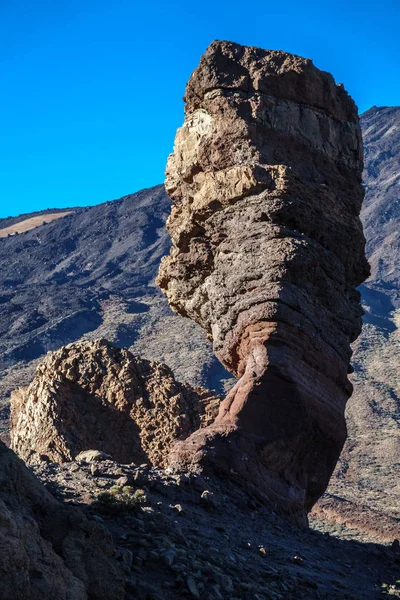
[10,339,220,466]
[323,105,400,521]
[23,450,400,599]
[0,185,232,441]
[0,441,124,600]
[157,40,370,524]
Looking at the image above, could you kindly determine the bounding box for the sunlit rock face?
[10,339,220,468]
[157,40,369,525]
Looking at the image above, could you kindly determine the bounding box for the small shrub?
[93,487,148,515]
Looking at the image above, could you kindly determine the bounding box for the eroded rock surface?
[0,441,124,600]
[0,185,231,445]
[25,453,400,600]
[157,40,369,524]
[10,339,220,467]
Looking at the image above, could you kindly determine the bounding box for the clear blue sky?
[0,0,399,218]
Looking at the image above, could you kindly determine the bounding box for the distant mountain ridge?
[0,206,81,230]
[322,105,400,523]
[361,106,400,297]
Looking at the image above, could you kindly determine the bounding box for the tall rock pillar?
[157,41,369,525]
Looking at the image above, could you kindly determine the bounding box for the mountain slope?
[362,106,400,295]
[0,186,231,439]
[316,106,400,525]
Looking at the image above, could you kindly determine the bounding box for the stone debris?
[0,441,125,600]
[23,452,400,600]
[76,449,113,463]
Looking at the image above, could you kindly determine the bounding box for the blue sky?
[0,0,399,218]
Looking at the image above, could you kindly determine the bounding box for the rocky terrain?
[15,450,400,600]
[11,339,219,467]
[8,334,399,598]
[3,429,400,600]
[323,106,400,525]
[0,41,398,563]
[0,440,125,600]
[0,38,399,599]
[158,40,369,524]
[0,185,231,441]
[4,337,400,600]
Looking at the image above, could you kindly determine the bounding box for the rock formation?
[0,441,125,600]
[157,40,370,524]
[0,185,230,443]
[10,339,219,466]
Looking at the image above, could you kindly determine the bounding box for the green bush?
[93,487,148,515]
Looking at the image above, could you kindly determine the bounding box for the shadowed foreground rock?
[0,442,124,600]
[157,40,370,525]
[10,339,220,466]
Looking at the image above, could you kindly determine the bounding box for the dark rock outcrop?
[10,339,220,466]
[157,40,369,524]
[23,452,400,600]
[0,441,124,600]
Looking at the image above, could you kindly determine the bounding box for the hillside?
[0,186,230,439]
[0,211,73,238]
[0,107,399,530]
[313,106,400,528]
[362,106,400,295]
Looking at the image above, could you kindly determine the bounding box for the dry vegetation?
[0,212,72,237]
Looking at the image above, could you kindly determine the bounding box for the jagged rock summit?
[157,40,370,525]
[10,339,219,467]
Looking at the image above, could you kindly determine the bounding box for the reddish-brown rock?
[10,339,219,467]
[157,40,370,525]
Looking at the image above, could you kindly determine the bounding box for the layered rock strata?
[10,339,219,467]
[157,40,370,524]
